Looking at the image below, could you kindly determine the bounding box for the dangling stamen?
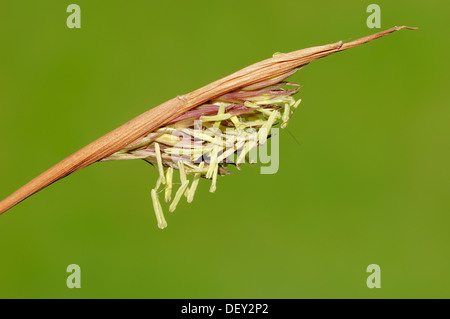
[169,181,189,213]
[210,164,218,193]
[151,189,167,229]
[187,162,204,203]
[213,104,226,129]
[169,161,189,213]
[281,103,290,128]
[259,110,280,145]
[165,167,173,203]
[155,142,166,185]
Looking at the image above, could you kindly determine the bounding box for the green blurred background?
[0,0,448,298]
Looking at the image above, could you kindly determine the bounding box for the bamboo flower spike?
[0,26,417,228]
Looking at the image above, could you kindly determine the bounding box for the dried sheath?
[0,26,417,215]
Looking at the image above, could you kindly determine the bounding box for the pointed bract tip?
[396,26,419,31]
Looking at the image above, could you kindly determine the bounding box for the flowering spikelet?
[0,27,417,218]
[102,65,302,228]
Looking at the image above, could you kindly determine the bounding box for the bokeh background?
[0,0,448,298]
